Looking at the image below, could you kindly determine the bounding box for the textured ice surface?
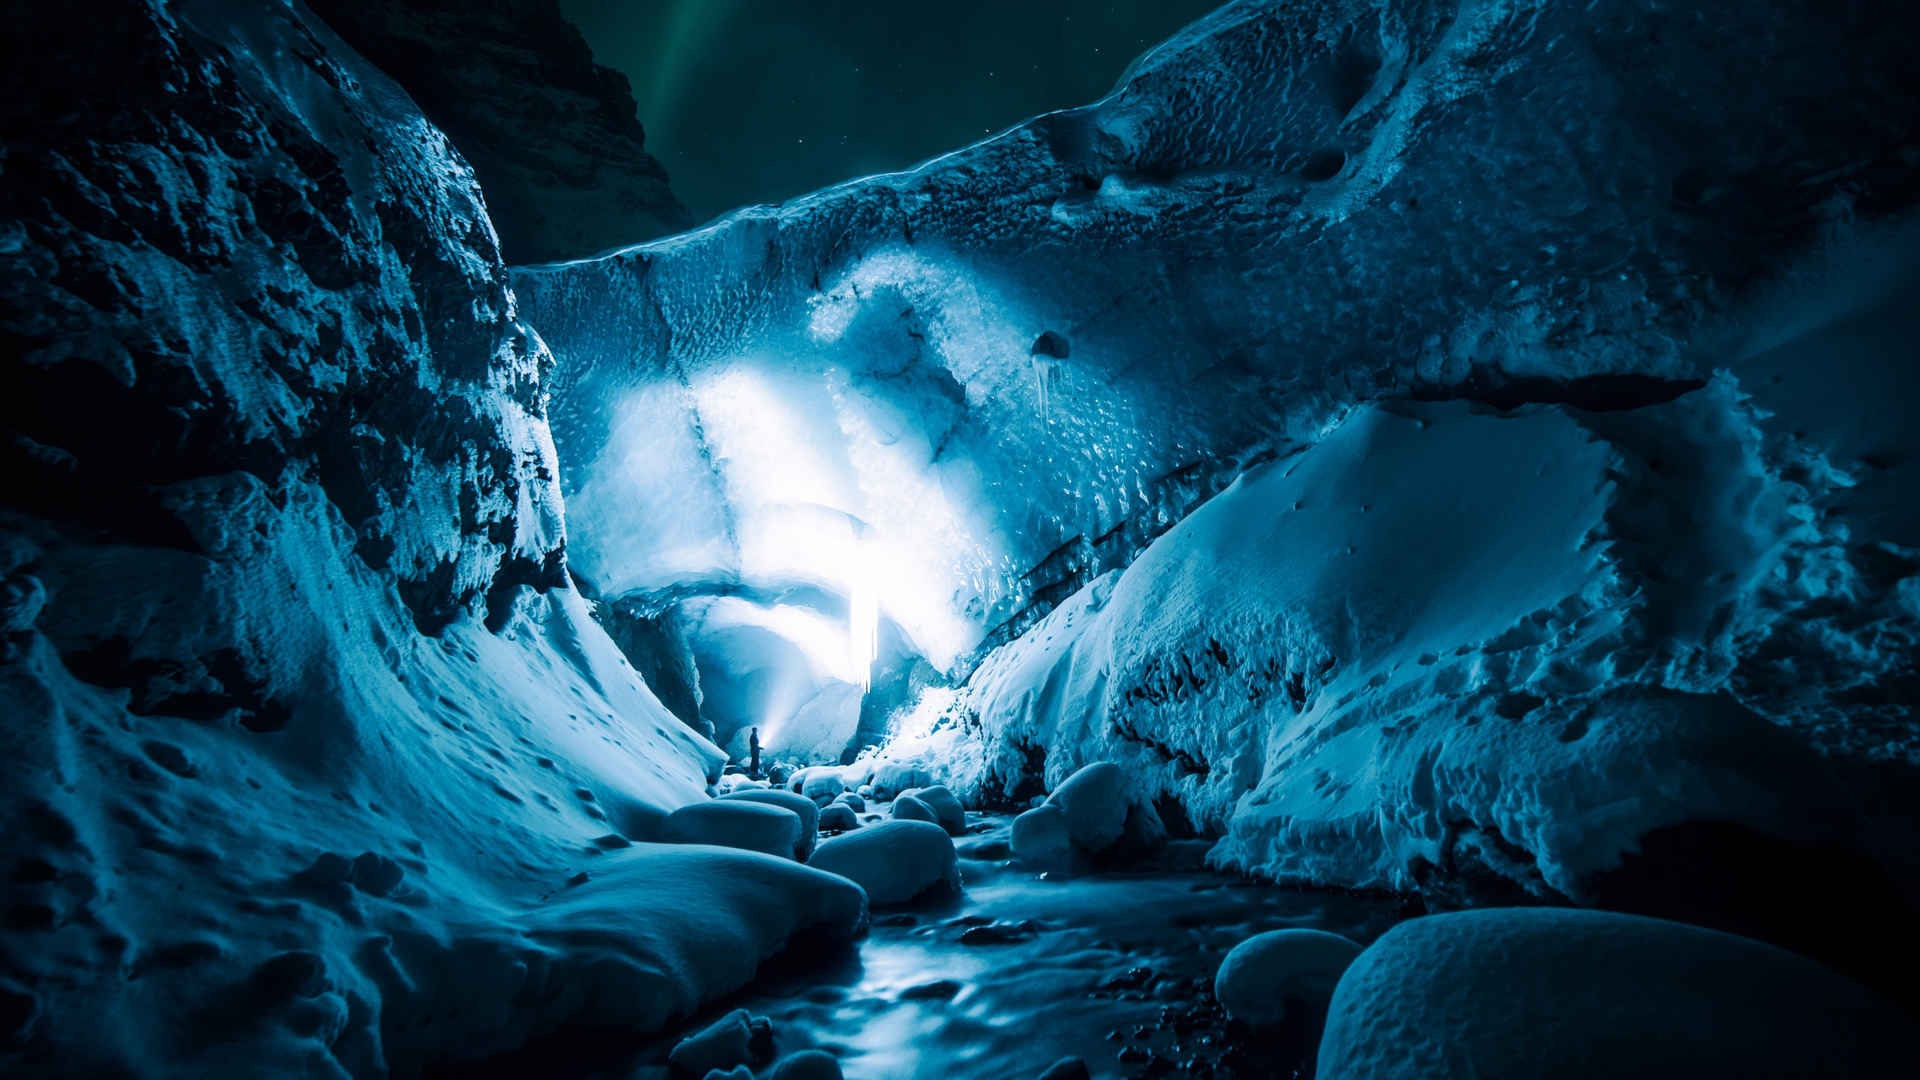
[881,387,1919,900]
[515,0,1920,688]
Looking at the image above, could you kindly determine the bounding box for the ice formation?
[514,0,1920,944]
[6,0,1920,1073]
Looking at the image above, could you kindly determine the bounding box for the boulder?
[1011,803,1073,869]
[891,794,941,827]
[819,803,859,831]
[1317,908,1916,1079]
[835,792,866,813]
[668,1008,771,1076]
[768,1049,844,1080]
[808,821,959,906]
[800,770,846,806]
[721,789,820,859]
[902,785,966,835]
[869,762,935,800]
[1214,929,1361,1027]
[1050,762,1129,853]
[660,802,802,859]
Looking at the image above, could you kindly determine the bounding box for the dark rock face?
[1,0,563,646]
[306,0,691,264]
[595,594,710,736]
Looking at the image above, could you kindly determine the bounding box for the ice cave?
[5,0,1920,1077]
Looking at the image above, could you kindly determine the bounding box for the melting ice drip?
[847,569,878,691]
[1032,355,1055,421]
[1029,330,1069,423]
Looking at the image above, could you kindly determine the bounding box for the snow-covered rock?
[0,2,862,1072]
[808,821,960,907]
[818,803,859,832]
[306,0,690,263]
[1317,908,1914,1079]
[721,789,821,859]
[869,763,936,801]
[661,801,804,859]
[768,1048,845,1080]
[800,769,847,806]
[1010,804,1074,870]
[835,792,866,812]
[668,1007,771,1077]
[1037,1058,1092,1080]
[890,793,940,827]
[1214,929,1362,1027]
[1048,763,1130,854]
[901,785,967,836]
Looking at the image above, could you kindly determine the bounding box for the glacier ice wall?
[516,0,1920,684]
[0,1,864,1073]
[514,0,1920,996]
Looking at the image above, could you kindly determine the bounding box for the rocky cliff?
[306,0,691,264]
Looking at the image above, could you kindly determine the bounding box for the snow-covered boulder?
[661,802,804,859]
[869,763,935,801]
[1214,929,1362,1028]
[1011,804,1074,870]
[1050,762,1130,854]
[768,1048,845,1080]
[721,789,821,859]
[819,803,859,832]
[668,1007,771,1077]
[835,792,866,813]
[891,793,941,828]
[808,821,960,906]
[901,785,967,836]
[1317,909,1914,1079]
[797,769,847,806]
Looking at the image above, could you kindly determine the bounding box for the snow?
[721,788,823,858]
[10,0,1920,1071]
[768,1048,846,1080]
[800,769,848,805]
[661,801,805,859]
[0,1,871,1073]
[1048,762,1131,854]
[669,1007,771,1076]
[883,386,1914,900]
[1213,929,1362,1027]
[1011,805,1073,870]
[899,785,967,836]
[514,0,1920,749]
[891,793,941,828]
[807,820,961,907]
[1317,908,1915,1078]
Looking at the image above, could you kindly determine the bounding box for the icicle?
[1033,354,1054,421]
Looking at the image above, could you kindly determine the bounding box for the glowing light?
[848,557,878,690]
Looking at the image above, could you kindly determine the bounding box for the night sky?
[558,0,1225,225]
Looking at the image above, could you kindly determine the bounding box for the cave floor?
[465,813,1412,1080]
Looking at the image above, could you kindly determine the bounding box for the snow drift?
[0,1,863,1074]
